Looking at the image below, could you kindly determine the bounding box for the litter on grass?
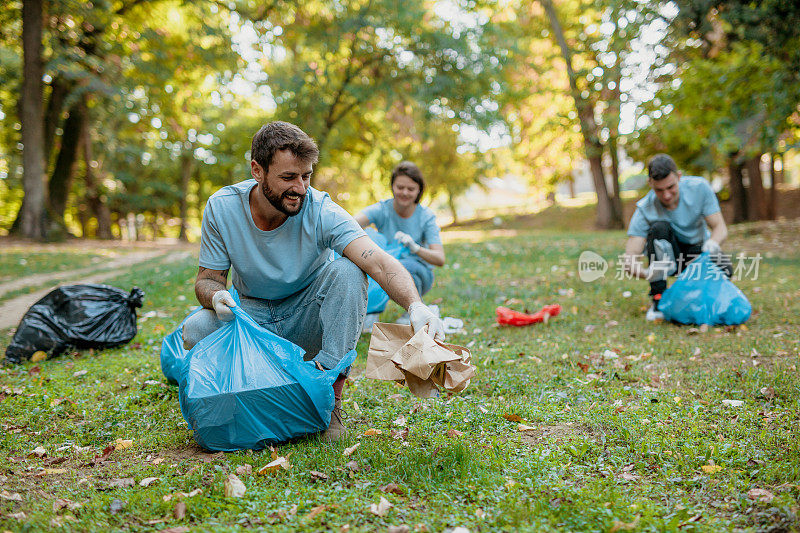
[366,322,475,398]
[496,304,561,326]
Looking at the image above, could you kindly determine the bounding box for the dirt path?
[0,250,192,330]
[0,249,168,298]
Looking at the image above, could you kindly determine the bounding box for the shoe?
[362,312,380,335]
[646,304,664,322]
[321,399,346,442]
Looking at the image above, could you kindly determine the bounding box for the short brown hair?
[251,121,319,173]
[647,154,678,181]
[391,161,425,203]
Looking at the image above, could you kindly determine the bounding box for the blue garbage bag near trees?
[364,228,408,314]
[177,305,355,451]
[658,253,752,326]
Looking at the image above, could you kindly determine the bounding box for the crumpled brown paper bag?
[366,323,476,398]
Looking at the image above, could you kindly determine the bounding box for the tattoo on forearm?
[386,271,397,285]
[361,248,375,259]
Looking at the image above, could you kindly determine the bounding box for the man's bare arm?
[354,212,370,228]
[705,212,728,245]
[195,267,229,309]
[343,236,421,310]
[622,236,649,279]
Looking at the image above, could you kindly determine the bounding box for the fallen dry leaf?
[388,394,403,401]
[380,483,405,495]
[346,460,359,472]
[475,508,485,518]
[701,464,723,474]
[173,501,186,519]
[760,387,776,400]
[609,516,640,532]
[309,470,329,482]
[161,528,190,533]
[139,477,160,487]
[53,499,81,512]
[478,406,489,414]
[0,490,22,502]
[108,478,134,488]
[388,526,411,533]
[502,414,522,422]
[393,416,407,427]
[152,457,164,465]
[257,456,291,475]
[113,439,134,451]
[517,424,536,432]
[618,472,638,482]
[29,446,47,458]
[370,496,393,517]
[224,474,246,498]
[746,488,775,503]
[391,428,409,440]
[343,443,361,457]
[447,429,464,437]
[31,351,47,362]
[73,370,88,378]
[363,428,382,436]
[305,504,328,520]
[235,464,252,476]
[7,511,27,520]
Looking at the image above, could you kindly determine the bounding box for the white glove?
[211,290,236,322]
[394,231,421,254]
[702,239,721,256]
[408,301,445,342]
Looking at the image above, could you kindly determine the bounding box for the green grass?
[0,224,798,532]
[0,249,111,283]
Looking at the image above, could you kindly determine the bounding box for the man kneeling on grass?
[621,153,732,321]
[181,121,445,441]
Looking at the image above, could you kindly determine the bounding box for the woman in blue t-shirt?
[355,161,445,306]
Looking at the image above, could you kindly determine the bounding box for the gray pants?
[182,258,368,371]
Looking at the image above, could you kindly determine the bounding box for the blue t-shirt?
[361,199,442,271]
[627,176,720,245]
[199,181,366,300]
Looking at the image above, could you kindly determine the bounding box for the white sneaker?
[362,312,380,335]
[646,305,664,322]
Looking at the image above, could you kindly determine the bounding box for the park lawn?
[0,226,798,532]
[0,248,112,283]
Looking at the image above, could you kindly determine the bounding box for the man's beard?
[262,181,305,216]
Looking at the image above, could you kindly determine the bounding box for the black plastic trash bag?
[4,284,144,364]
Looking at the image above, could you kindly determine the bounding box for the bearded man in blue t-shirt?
[621,154,732,321]
[182,121,445,441]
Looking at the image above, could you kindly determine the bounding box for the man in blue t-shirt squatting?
[621,153,733,321]
[181,121,446,441]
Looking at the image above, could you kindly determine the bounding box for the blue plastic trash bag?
[160,288,241,384]
[178,305,356,451]
[364,228,408,314]
[658,253,752,326]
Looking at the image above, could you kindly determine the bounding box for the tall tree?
[540,0,618,228]
[20,0,46,239]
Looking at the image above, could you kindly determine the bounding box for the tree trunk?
[541,0,617,229]
[744,155,767,220]
[44,77,69,168]
[608,136,623,223]
[48,98,87,223]
[768,153,777,220]
[178,142,194,242]
[728,156,748,223]
[19,0,47,239]
[81,121,113,239]
[447,190,458,225]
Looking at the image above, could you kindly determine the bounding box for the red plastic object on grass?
[496,304,562,326]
